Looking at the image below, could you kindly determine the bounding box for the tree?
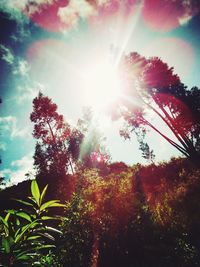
[118,52,200,162]
[30,92,77,180]
[76,107,110,170]
[75,168,135,267]
[30,94,109,183]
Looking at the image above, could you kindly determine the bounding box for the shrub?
[0,180,65,266]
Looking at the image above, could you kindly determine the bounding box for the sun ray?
[114,2,143,67]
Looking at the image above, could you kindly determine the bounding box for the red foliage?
[30,93,71,144]
[144,57,180,89]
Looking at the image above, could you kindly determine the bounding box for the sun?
[81,57,122,111]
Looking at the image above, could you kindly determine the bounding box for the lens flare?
[81,58,122,110]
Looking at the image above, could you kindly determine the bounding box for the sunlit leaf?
[27,235,41,240]
[38,232,55,241]
[15,221,39,243]
[6,210,32,222]
[40,200,65,211]
[31,180,40,206]
[35,244,56,250]
[0,215,9,228]
[41,216,59,220]
[16,212,32,222]
[45,226,62,234]
[4,213,11,223]
[40,184,48,205]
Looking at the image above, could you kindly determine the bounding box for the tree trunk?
[90,233,100,267]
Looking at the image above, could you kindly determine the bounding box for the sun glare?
[81,58,121,110]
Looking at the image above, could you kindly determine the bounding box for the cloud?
[0,169,13,188]
[1,0,136,33]
[0,153,35,185]
[0,45,31,77]
[0,45,14,65]
[16,85,37,103]
[0,116,30,139]
[4,0,53,13]
[0,1,29,24]
[13,59,30,76]
[0,143,7,151]
[178,14,192,26]
[58,0,96,29]
[97,0,110,5]
[16,82,44,104]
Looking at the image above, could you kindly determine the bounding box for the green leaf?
[16,249,40,258]
[14,199,32,206]
[16,254,30,261]
[6,210,32,222]
[27,235,41,240]
[35,245,56,250]
[0,214,10,236]
[4,213,11,223]
[45,226,62,234]
[0,215,9,228]
[40,200,66,211]
[39,200,58,211]
[31,180,40,206]
[14,228,21,239]
[2,237,10,253]
[41,216,58,220]
[38,232,55,241]
[15,221,39,243]
[40,184,48,205]
[16,212,32,222]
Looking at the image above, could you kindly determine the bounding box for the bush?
[0,180,65,266]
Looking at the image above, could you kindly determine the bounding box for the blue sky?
[0,0,200,185]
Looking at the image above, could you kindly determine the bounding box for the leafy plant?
[0,180,65,266]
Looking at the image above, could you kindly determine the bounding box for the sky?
[0,0,200,185]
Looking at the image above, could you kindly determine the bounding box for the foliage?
[119,52,200,162]
[30,92,83,178]
[0,158,200,266]
[76,107,110,170]
[54,192,93,267]
[30,95,110,183]
[0,180,65,266]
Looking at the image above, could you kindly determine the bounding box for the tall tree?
[30,92,76,179]
[30,94,109,181]
[76,107,110,170]
[118,52,200,162]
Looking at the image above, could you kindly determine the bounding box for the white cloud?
[0,154,35,186]
[13,59,30,76]
[58,0,96,29]
[96,0,113,7]
[0,169,12,177]
[0,46,31,77]
[7,0,27,10]
[6,0,53,12]
[16,82,44,104]
[16,85,37,103]
[178,14,192,26]
[0,0,54,21]
[0,143,7,151]
[0,45,14,65]
[0,116,29,139]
